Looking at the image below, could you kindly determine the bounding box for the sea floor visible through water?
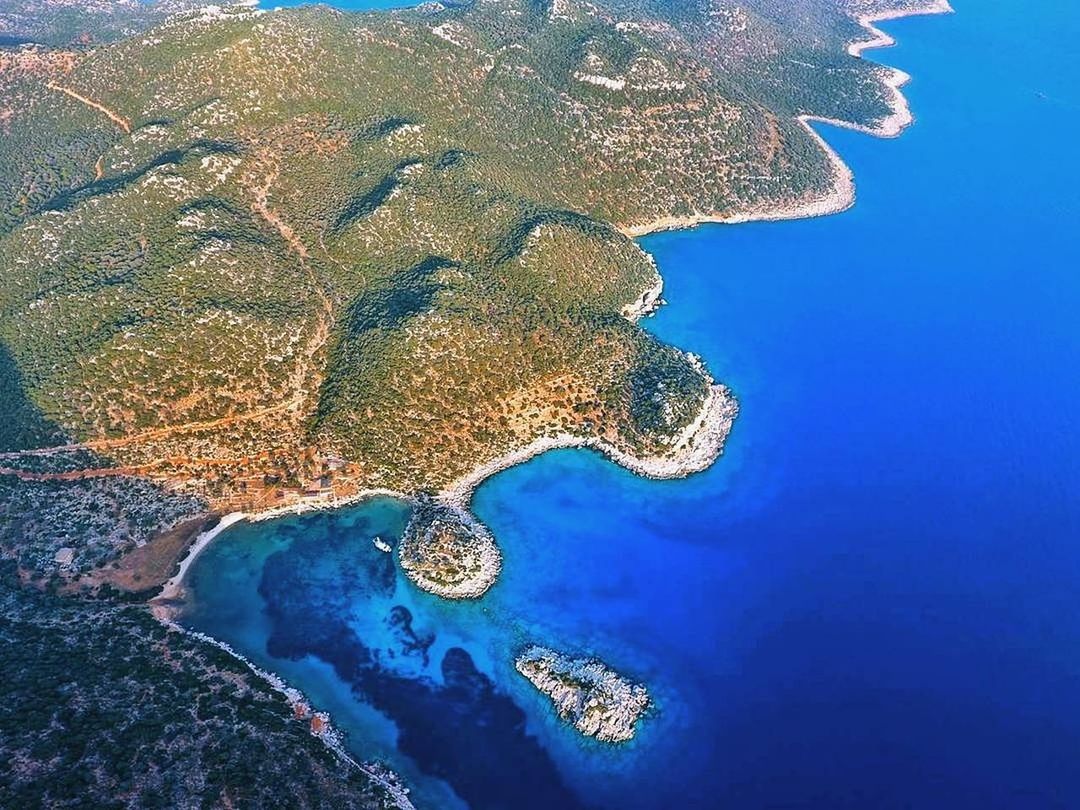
[183,3,1080,808]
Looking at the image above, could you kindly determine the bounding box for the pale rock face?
[515,645,651,742]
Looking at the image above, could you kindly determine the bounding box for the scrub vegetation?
[0,0,942,804]
[0,560,406,809]
[0,0,915,520]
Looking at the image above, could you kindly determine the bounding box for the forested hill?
[0,0,926,520]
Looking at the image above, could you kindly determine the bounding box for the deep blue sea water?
[183,3,1080,807]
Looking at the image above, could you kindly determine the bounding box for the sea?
[185,3,1080,807]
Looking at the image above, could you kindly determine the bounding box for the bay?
[184,4,1080,807]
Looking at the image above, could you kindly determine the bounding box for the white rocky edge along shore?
[515,645,651,743]
[618,0,955,238]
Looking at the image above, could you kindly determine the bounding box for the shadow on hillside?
[0,342,67,453]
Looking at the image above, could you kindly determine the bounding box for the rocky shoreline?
[617,0,953,238]
[137,6,951,790]
[154,1,948,592]
[843,1,955,137]
[173,623,416,810]
[620,251,665,321]
[45,0,953,618]
[441,379,738,510]
[515,645,651,743]
[618,118,855,238]
[157,371,732,606]
[10,3,957,806]
[849,1,954,61]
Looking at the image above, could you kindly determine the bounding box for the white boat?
[373,536,392,553]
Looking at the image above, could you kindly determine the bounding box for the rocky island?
[516,645,652,743]
[398,496,500,598]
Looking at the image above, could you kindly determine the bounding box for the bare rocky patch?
[516,645,651,743]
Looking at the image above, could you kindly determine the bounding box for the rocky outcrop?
[515,646,651,743]
[398,497,501,598]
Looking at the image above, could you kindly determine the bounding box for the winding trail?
[244,149,335,419]
[0,454,252,482]
[0,151,340,477]
[46,82,132,134]
[0,403,293,460]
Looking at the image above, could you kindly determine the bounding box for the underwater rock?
[385,605,435,666]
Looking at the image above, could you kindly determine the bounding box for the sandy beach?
[151,488,410,616]
[153,511,247,607]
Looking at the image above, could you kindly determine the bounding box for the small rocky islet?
[395,504,655,744]
[397,496,501,599]
[515,645,652,743]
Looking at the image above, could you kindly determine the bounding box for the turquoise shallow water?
[184,3,1080,807]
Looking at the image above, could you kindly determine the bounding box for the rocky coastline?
[617,0,953,238]
[620,252,665,321]
[618,118,856,238]
[4,2,957,805]
[153,0,949,611]
[441,379,738,511]
[174,624,416,810]
[849,1,954,61]
[515,645,651,743]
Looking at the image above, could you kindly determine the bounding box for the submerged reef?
[516,645,651,743]
[398,497,501,599]
[256,523,585,810]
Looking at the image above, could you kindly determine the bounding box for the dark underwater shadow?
[258,529,588,810]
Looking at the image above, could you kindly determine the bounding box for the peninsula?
[0,0,950,596]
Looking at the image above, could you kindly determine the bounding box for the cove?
[182,3,1080,808]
